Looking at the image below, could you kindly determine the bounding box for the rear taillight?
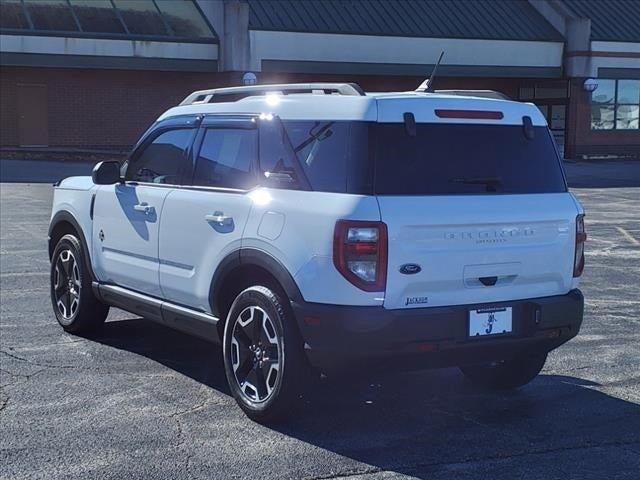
[333,220,387,292]
[573,214,586,277]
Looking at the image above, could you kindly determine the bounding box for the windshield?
[373,123,566,195]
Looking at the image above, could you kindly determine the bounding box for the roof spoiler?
[180,83,366,105]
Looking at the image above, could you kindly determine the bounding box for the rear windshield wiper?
[449,176,502,192]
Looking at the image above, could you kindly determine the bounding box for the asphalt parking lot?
[1,162,639,479]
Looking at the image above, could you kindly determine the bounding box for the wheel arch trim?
[48,210,97,282]
[209,248,304,318]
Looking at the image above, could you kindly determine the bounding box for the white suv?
[48,83,585,422]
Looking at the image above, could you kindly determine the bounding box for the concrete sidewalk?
[563,160,640,188]
[0,159,95,183]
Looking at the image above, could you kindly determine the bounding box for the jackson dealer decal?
[405,296,429,306]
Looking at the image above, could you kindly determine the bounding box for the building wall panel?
[0,67,233,149]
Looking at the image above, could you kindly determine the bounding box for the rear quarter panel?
[242,189,383,306]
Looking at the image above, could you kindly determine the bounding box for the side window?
[284,121,349,193]
[127,128,193,184]
[258,117,307,190]
[193,128,257,189]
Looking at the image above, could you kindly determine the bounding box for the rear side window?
[282,121,371,194]
[374,124,566,195]
[284,121,348,193]
[193,128,257,189]
[127,128,193,184]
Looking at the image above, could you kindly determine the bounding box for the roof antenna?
[416,51,445,93]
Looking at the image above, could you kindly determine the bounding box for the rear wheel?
[223,286,305,423]
[50,234,109,334]
[460,351,547,390]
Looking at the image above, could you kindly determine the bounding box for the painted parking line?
[616,227,640,246]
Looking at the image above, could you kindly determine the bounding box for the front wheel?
[50,234,109,334]
[460,351,548,390]
[222,286,306,423]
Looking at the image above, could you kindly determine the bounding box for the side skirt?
[93,282,221,343]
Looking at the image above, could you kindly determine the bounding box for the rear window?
[374,123,566,195]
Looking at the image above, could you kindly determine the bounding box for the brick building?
[1,0,638,158]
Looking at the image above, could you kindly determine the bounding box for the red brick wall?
[260,71,522,98]
[0,66,523,150]
[0,67,239,149]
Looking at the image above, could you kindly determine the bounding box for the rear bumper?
[292,289,584,372]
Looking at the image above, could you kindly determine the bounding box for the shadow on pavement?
[92,317,640,479]
[92,317,230,395]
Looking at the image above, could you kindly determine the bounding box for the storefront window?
[0,0,216,40]
[24,0,80,32]
[591,79,640,130]
[535,85,567,99]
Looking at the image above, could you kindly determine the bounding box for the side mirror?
[92,161,121,185]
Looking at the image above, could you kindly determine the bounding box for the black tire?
[222,285,306,423]
[50,234,109,334]
[460,351,548,390]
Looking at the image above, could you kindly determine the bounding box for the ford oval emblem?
[399,263,421,275]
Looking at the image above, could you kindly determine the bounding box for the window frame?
[188,117,260,192]
[124,116,200,186]
[591,78,640,131]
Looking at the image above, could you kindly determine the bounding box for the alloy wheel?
[231,306,282,403]
[53,249,81,320]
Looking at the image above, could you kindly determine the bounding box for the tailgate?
[379,193,578,309]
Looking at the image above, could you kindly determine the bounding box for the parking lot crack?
[304,466,382,479]
[0,349,78,370]
[168,398,210,419]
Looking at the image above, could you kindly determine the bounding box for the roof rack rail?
[180,83,366,105]
[434,90,511,101]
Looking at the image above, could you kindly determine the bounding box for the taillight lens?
[333,220,388,292]
[573,214,586,277]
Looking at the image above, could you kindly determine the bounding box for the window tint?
[591,79,640,130]
[24,0,79,31]
[374,124,566,195]
[0,0,215,40]
[193,128,257,189]
[155,0,213,38]
[617,80,640,104]
[70,0,126,34]
[0,0,29,29]
[260,119,371,193]
[112,0,167,35]
[259,117,306,190]
[284,121,349,193]
[128,129,192,184]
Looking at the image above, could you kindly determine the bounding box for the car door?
[158,116,257,312]
[92,121,197,297]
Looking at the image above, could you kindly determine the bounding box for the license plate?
[469,307,512,337]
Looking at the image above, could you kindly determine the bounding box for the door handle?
[205,211,233,225]
[133,202,155,215]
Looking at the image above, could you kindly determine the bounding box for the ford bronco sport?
[49,83,585,422]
